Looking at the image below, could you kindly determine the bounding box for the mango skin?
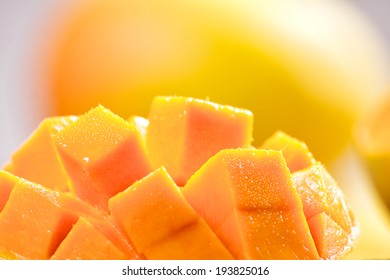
[40,0,390,163]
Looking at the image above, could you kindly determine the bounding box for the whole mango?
[40,0,390,163]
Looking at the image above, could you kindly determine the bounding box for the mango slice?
[109,167,233,260]
[54,105,152,210]
[181,148,319,259]
[51,217,129,260]
[7,116,78,192]
[146,96,253,186]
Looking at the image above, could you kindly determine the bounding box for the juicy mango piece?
[308,212,351,260]
[144,218,233,260]
[54,105,152,210]
[54,193,140,259]
[7,116,78,192]
[262,131,358,258]
[0,179,78,259]
[109,167,233,260]
[293,164,355,233]
[51,217,129,260]
[0,171,17,212]
[181,148,319,259]
[261,131,315,173]
[146,96,253,186]
[293,164,358,259]
[0,172,138,260]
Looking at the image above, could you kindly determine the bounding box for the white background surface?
[0,0,390,166]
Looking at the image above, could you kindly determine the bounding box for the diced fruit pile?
[0,96,358,260]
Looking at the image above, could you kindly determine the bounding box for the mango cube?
[146,96,253,186]
[54,105,152,210]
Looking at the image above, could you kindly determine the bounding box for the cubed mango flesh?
[53,192,140,259]
[0,97,359,260]
[261,131,316,173]
[8,116,78,192]
[0,179,78,259]
[54,105,152,210]
[144,219,233,260]
[181,148,319,259]
[109,167,233,260]
[308,212,352,260]
[292,164,358,259]
[261,131,358,258]
[293,163,355,233]
[0,171,17,213]
[146,96,253,186]
[51,217,129,260]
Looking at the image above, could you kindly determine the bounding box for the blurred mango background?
[1,0,390,259]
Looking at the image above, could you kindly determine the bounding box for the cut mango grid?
[0,96,358,259]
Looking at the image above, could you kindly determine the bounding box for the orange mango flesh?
[109,167,233,260]
[307,212,351,260]
[0,172,138,260]
[0,171,17,212]
[146,96,253,186]
[240,209,318,260]
[0,179,78,259]
[181,148,319,259]
[262,131,358,258]
[8,116,78,192]
[261,130,316,173]
[144,219,233,260]
[54,105,152,210]
[54,192,140,259]
[293,164,355,233]
[292,164,359,259]
[51,217,129,260]
[0,97,358,259]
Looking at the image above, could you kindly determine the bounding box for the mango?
[40,0,390,163]
[51,217,130,260]
[54,105,152,210]
[0,96,359,259]
[181,148,320,260]
[6,116,77,192]
[109,167,233,260]
[146,96,253,186]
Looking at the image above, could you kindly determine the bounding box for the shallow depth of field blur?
[1,0,390,259]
